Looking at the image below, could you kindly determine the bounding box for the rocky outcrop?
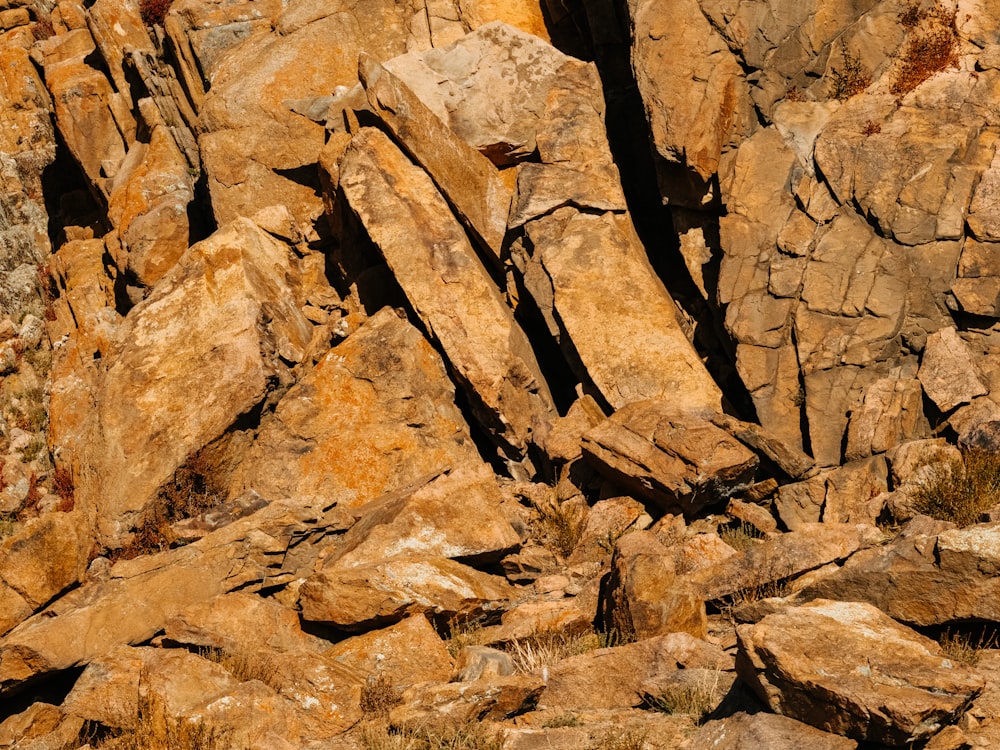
[9,2,1000,748]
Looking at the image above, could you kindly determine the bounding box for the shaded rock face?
[10,1,1000,749]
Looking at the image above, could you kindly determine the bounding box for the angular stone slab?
[229,306,479,508]
[582,400,757,515]
[359,54,512,262]
[680,712,858,750]
[299,556,516,630]
[918,326,989,412]
[794,522,1000,627]
[339,127,555,462]
[737,599,984,745]
[522,208,722,413]
[78,218,313,545]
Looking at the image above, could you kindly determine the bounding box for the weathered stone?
[737,599,985,745]
[0,498,348,695]
[680,712,858,750]
[0,702,63,746]
[229,307,478,508]
[711,413,815,480]
[313,464,521,572]
[326,615,454,688]
[726,498,779,535]
[391,673,544,726]
[358,55,512,260]
[598,531,706,641]
[582,401,758,515]
[685,523,882,603]
[919,327,990,412]
[519,208,722,413]
[846,372,930,461]
[821,456,889,526]
[628,0,753,205]
[568,497,651,565]
[299,556,515,630]
[795,522,1000,627]
[453,646,515,682]
[70,218,312,544]
[338,127,554,463]
[540,633,731,710]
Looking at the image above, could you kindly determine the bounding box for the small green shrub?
[912,448,1000,526]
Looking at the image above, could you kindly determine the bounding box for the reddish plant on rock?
[139,0,173,28]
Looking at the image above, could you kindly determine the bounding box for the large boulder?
[737,599,984,745]
[337,126,555,464]
[228,307,479,508]
[72,218,313,544]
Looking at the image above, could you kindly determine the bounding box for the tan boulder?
[337,127,554,463]
[0,497,343,695]
[794,522,1000,627]
[75,218,312,544]
[325,614,454,688]
[845,370,930,461]
[315,464,521,572]
[539,633,731,711]
[106,121,195,287]
[196,0,410,228]
[0,702,63,746]
[229,306,478,508]
[680,712,858,750]
[598,531,706,641]
[919,326,990,412]
[737,599,985,745]
[628,0,753,205]
[582,400,758,515]
[520,207,722,413]
[391,673,545,727]
[299,556,516,630]
[684,523,882,603]
[359,55,512,261]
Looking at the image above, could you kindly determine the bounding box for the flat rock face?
[76,218,313,544]
[522,208,722,413]
[918,326,990,412]
[795,522,1000,627]
[338,127,554,463]
[737,599,985,745]
[680,712,858,750]
[229,307,479,508]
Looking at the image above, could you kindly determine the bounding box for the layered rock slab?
[337,127,554,463]
[521,207,722,413]
[582,400,758,515]
[737,599,984,745]
[74,218,312,544]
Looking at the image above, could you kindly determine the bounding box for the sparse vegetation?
[830,41,871,100]
[862,120,882,136]
[588,729,647,750]
[357,720,505,750]
[86,694,233,750]
[719,521,764,552]
[360,673,402,719]
[646,670,725,722]
[445,617,488,658]
[199,647,280,690]
[912,448,1000,527]
[139,0,173,27]
[505,629,603,673]
[890,3,958,95]
[939,627,1000,665]
[532,498,585,558]
[0,513,15,540]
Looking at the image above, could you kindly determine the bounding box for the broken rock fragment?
[582,400,758,515]
[737,599,984,745]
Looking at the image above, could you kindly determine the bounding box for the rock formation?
[4,0,1000,747]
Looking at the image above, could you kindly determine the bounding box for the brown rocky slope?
[3,0,1000,747]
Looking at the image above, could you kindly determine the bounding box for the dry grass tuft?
[87,694,232,750]
[718,521,764,552]
[939,628,999,666]
[588,729,647,750]
[890,3,958,95]
[360,673,403,719]
[532,499,586,558]
[912,448,1000,527]
[505,630,603,673]
[357,720,505,750]
[199,647,280,690]
[646,670,725,722]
